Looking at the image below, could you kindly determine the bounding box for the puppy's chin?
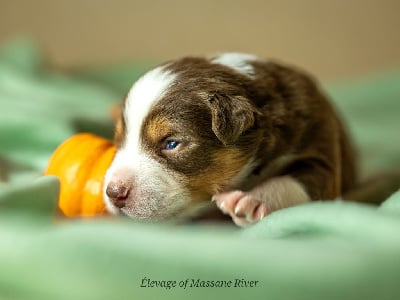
[105,192,218,222]
[104,190,194,220]
[119,206,165,220]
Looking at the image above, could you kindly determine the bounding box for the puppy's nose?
[106,182,130,208]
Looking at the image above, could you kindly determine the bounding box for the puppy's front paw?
[212,191,268,227]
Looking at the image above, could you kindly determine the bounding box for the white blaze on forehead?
[211,53,259,76]
[104,64,190,219]
[124,65,176,150]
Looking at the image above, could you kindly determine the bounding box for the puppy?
[103,53,356,226]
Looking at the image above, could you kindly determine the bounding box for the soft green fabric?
[0,40,400,300]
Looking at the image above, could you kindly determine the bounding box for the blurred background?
[1,0,400,81]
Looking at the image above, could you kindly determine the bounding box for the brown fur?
[165,57,356,200]
[144,116,173,145]
[187,148,255,199]
[112,55,357,220]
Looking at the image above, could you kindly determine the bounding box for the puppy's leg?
[213,176,310,226]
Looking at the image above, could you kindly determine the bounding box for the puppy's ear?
[207,93,259,145]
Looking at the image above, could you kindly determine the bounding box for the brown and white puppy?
[103,53,356,226]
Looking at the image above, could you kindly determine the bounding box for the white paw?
[212,190,268,227]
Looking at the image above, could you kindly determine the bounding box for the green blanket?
[1,40,400,300]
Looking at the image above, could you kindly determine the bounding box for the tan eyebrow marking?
[144,116,173,144]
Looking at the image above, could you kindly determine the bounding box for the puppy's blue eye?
[165,140,180,150]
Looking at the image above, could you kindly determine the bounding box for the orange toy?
[45,133,116,217]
